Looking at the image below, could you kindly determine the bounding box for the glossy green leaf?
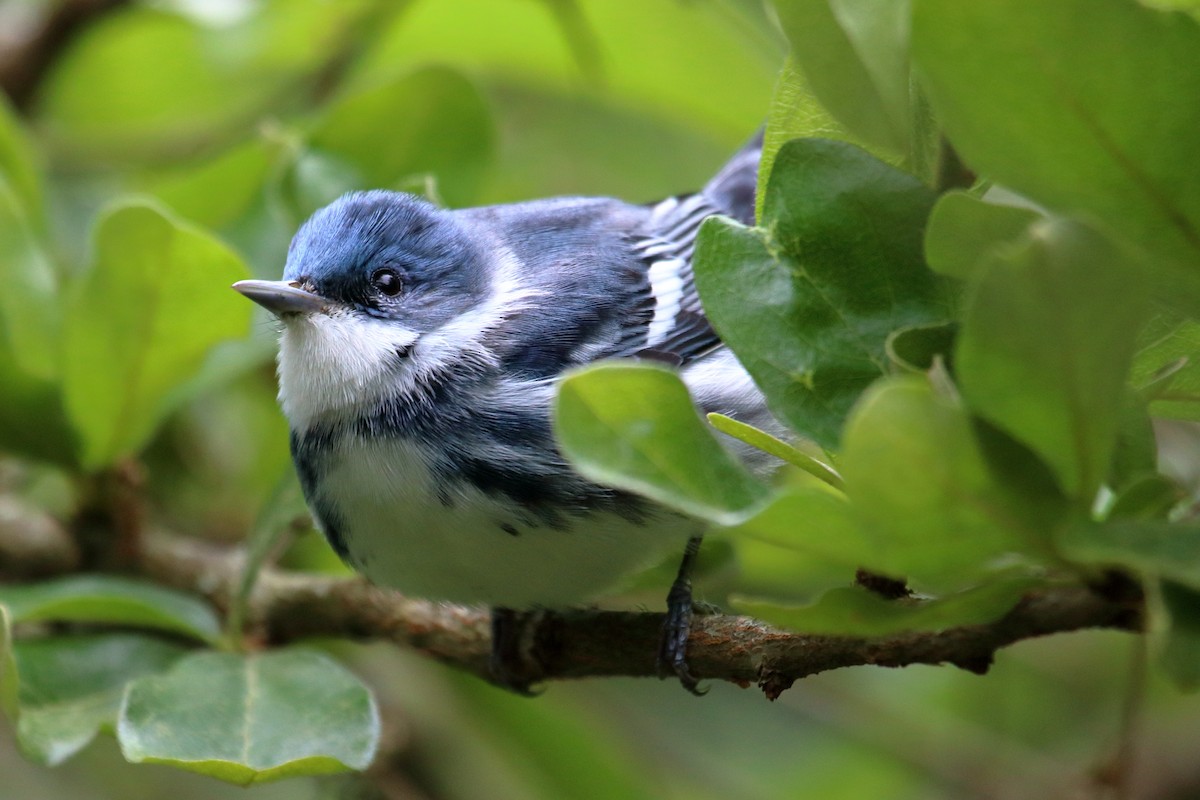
[758,56,848,221]
[841,376,1050,590]
[913,0,1200,313]
[885,321,956,374]
[1145,0,1200,12]
[719,487,872,569]
[924,191,1041,281]
[0,575,219,644]
[1108,395,1158,492]
[359,0,779,145]
[0,172,73,463]
[731,536,856,606]
[12,634,188,766]
[147,138,281,230]
[118,649,380,785]
[1107,475,1182,522]
[773,0,912,156]
[62,201,252,468]
[956,219,1148,502]
[1058,521,1200,590]
[305,66,494,210]
[0,344,74,464]
[1160,580,1200,692]
[735,578,1036,636]
[706,413,843,489]
[694,138,948,449]
[555,363,769,524]
[0,180,58,380]
[0,95,43,221]
[478,85,738,209]
[1132,311,1200,421]
[36,8,278,163]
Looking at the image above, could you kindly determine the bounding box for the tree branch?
[0,497,1143,698]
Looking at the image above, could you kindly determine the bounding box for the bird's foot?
[657,536,708,695]
[489,607,547,696]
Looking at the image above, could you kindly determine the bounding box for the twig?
[0,495,1143,696]
[0,517,1137,697]
[0,496,80,578]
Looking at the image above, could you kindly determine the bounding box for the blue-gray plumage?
[233,133,777,691]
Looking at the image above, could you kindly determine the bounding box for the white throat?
[278,309,418,431]
[276,247,544,431]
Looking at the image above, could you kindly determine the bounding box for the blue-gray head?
[233,191,508,429]
[255,190,487,328]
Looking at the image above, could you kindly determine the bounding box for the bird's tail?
[703,129,763,226]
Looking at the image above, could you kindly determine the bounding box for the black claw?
[489,607,543,696]
[656,536,708,695]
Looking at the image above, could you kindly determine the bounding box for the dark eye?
[371,268,403,297]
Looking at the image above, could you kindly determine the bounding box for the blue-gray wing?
[607,192,726,366]
[488,132,761,376]
[608,130,762,366]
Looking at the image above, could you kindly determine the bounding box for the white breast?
[314,435,700,608]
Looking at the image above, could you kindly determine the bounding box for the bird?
[233,132,779,693]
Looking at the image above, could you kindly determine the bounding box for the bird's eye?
[371,268,403,297]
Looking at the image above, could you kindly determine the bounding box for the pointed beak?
[232,280,328,316]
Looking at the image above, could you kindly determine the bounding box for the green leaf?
[274,148,363,226]
[884,321,956,374]
[360,0,778,147]
[1108,395,1158,492]
[62,200,252,468]
[1107,475,1182,522]
[912,0,1200,313]
[0,180,75,463]
[0,605,16,720]
[1131,310,1200,421]
[955,219,1148,502]
[118,649,380,785]
[555,363,769,524]
[0,575,220,644]
[694,138,948,449]
[1160,580,1200,692]
[1058,520,1200,590]
[758,56,849,221]
[0,179,68,462]
[36,8,279,163]
[719,487,872,570]
[0,179,59,380]
[0,346,74,464]
[706,413,843,490]
[734,578,1036,636]
[305,66,494,209]
[0,95,43,222]
[772,0,913,157]
[841,376,1051,590]
[12,634,188,766]
[923,191,1042,281]
[147,138,281,230]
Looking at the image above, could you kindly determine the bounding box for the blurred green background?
[2,0,1199,797]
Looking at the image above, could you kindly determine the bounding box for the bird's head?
[240,190,488,329]
[234,191,517,428]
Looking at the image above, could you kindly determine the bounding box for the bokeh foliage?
[2,0,1200,798]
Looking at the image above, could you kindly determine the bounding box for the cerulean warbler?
[234,133,779,692]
